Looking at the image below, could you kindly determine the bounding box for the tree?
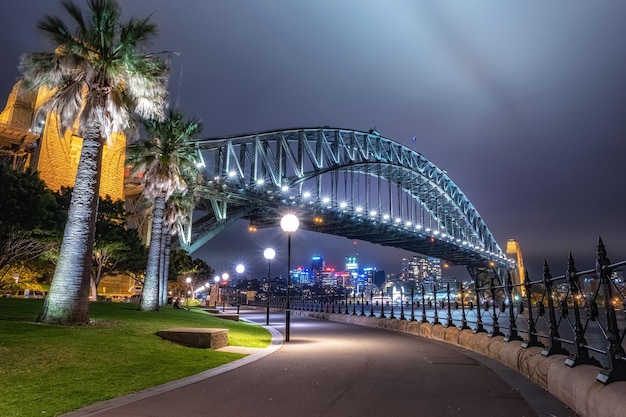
[126,112,202,311]
[20,0,168,324]
[168,249,213,298]
[91,196,147,300]
[0,164,64,284]
[0,164,64,234]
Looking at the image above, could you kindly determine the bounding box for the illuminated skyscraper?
[402,255,441,283]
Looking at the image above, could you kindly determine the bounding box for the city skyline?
[1,2,626,279]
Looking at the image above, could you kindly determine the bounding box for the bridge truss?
[182,127,513,268]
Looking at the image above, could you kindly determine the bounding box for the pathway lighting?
[281,214,299,342]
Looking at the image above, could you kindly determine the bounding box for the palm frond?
[20,0,168,143]
[60,0,87,36]
[126,112,203,202]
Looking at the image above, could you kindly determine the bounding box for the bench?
[156,327,229,349]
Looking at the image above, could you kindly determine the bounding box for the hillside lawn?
[0,298,271,417]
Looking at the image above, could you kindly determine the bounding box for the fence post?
[521,270,543,348]
[504,271,522,342]
[432,282,440,325]
[489,274,503,337]
[595,238,626,384]
[419,284,426,323]
[470,267,486,333]
[410,286,416,322]
[459,283,470,330]
[445,283,453,327]
[378,291,384,318]
[565,253,599,367]
[541,261,569,357]
[360,292,365,316]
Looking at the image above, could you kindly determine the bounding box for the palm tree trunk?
[158,226,167,306]
[161,232,172,306]
[140,195,165,311]
[38,134,103,324]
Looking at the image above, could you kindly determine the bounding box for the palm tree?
[127,111,202,311]
[20,0,168,324]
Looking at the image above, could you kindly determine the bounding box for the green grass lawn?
[0,298,271,417]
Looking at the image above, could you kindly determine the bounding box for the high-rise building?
[345,256,358,271]
[311,256,324,283]
[402,255,441,283]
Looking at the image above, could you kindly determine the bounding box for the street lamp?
[213,276,220,307]
[221,272,229,311]
[235,264,246,314]
[264,247,276,325]
[280,213,299,342]
[235,264,245,312]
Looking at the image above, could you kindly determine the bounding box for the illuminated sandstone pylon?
[0,80,127,201]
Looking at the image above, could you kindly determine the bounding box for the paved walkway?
[64,308,577,417]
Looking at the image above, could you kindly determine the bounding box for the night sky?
[2,1,626,280]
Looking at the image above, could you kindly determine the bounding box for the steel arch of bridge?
[182,127,512,268]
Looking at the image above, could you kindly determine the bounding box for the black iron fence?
[251,239,625,384]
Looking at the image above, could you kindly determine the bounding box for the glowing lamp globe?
[281,214,299,233]
[264,248,276,261]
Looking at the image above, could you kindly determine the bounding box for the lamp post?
[280,213,299,342]
[264,248,276,325]
[221,272,229,311]
[235,264,245,313]
[213,276,220,307]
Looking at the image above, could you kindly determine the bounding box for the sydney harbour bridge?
[179,127,513,271]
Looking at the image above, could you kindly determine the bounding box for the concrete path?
[63,308,577,417]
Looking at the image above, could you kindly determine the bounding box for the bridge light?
[433,230,440,235]
[369,210,377,217]
[405,221,412,227]
[415,224,422,229]
[256,178,265,185]
[228,171,237,178]
[425,228,431,232]
[281,185,289,192]
[355,206,363,213]
[303,191,311,198]
[339,202,348,209]
[395,218,401,224]
[440,233,446,238]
